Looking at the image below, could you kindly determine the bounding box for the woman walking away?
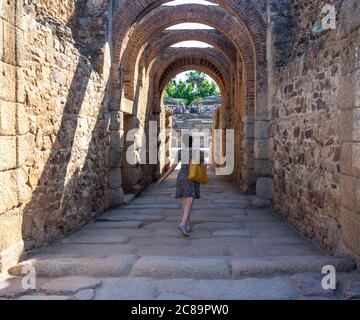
[157,134,205,238]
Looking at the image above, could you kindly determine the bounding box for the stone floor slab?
[94,278,156,300]
[85,221,143,230]
[156,277,300,300]
[61,234,129,245]
[40,276,101,295]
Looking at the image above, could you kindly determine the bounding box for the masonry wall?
[0,0,114,274]
[271,0,360,263]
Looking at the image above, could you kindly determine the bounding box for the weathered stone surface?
[98,213,164,222]
[94,278,156,300]
[18,295,71,300]
[0,277,34,298]
[290,273,337,297]
[85,221,143,230]
[213,229,250,237]
[74,289,96,300]
[155,293,193,300]
[157,278,300,300]
[256,177,274,199]
[251,198,272,208]
[343,280,360,300]
[230,256,356,277]
[131,256,230,279]
[9,255,138,277]
[61,234,129,245]
[40,277,101,295]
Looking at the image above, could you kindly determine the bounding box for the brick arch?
[112,0,266,70]
[121,4,255,102]
[145,29,237,70]
[149,48,232,113]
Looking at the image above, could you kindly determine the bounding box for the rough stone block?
[17,103,28,134]
[109,168,122,189]
[0,208,22,252]
[339,206,360,256]
[0,61,16,102]
[0,101,16,135]
[3,20,16,65]
[109,148,123,168]
[110,111,124,130]
[0,136,16,170]
[256,177,274,199]
[107,188,124,207]
[254,139,270,160]
[0,0,15,24]
[0,240,23,276]
[255,121,269,139]
[0,18,3,61]
[255,159,272,176]
[341,142,360,178]
[110,130,125,149]
[16,135,30,167]
[339,70,360,110]
[340,175,360,211]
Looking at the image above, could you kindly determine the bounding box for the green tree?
[164,79,176,97]
[186,71,206,91]
[163,73,220,106]
[173,81,195,106]
[198,79,219,97]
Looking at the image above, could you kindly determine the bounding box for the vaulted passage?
[1,0,360,299]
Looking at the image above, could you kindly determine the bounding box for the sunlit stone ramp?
[2,172,358,300]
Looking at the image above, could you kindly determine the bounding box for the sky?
[163,0,218,6]
[174,71,216,83]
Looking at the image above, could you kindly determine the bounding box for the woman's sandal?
[178,224,191,238]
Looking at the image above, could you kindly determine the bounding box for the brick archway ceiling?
[145,29,237,69]
[151,48,231,108]
[113,0,266,70]
[122,4,258,100]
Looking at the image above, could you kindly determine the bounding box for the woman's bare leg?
[187,199,195,229]
[182,197,194,227]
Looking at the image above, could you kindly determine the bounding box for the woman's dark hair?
[182,134,193,148]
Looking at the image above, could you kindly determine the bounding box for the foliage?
[164,72,220,106]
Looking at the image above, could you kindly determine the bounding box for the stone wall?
[0,0,28,275]
[271,0,360,263]
[0,0,114,274]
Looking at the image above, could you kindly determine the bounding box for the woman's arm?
[156,164,177,186]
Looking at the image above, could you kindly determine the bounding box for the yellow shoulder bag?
[188,160,209,184]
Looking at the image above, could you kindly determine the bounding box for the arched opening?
[160,70,222,171]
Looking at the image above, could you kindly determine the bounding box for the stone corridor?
[1,171,358,300]
[1,0,360,301]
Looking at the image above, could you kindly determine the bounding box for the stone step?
[130,256,230,279]
[230,256,357,277]
[8,255,138,278]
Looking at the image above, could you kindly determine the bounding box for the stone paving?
[0,172,359,300]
